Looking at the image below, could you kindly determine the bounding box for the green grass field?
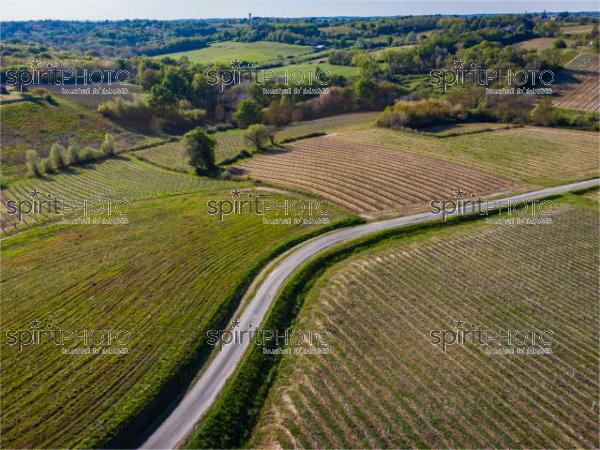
[0,175,355,448]
[249,192,599,449]
[153,41,314,65]
[560,24,596,35]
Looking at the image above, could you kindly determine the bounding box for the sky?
[1,0,598,20]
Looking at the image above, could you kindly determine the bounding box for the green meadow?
[154,41,314,65]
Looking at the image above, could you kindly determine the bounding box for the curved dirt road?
[142,178,599,449]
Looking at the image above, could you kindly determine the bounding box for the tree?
[352,53,379,79]
[553,39,567,49]
[244,124,275,150]
[161,69,189,99]
[233,100,263,128]
[25,150,41,177]
[101,133,115,156]
[49,143,67,170]
[354,78,378,109]
[148,84,177,109]
[41,158,54,174]
[191,73,219,114]
[185,128,216,173]
[139,69,162,90]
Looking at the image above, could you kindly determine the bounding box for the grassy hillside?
[249,192,599,449]
[0,97,144,183]
[153,41,314,65]
[42,84,143,110]
[515,37,559,50]
[0,180,356,448]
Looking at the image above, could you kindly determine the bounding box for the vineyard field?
[0,155,232,234]
[274,112,379,143]
[338,126,599,184]
[236,125,598,217]
[0,184,354,449]
[134,113,380,172]
[554,53,600,113]
[418,122,519,137]
[250,193,599,449]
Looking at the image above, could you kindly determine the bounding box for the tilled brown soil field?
[237,134,519,218]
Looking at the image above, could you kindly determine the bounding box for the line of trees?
[377,88,599,131]
[26,134,115,177]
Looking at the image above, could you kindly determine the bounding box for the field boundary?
[418,123,523,138]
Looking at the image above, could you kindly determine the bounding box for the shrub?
[529,97,554,126]
[328,50,357,66]
[377,99,452,129]
[101,133,115,156]
[263,97,296,126]
[98,98,159,134]
[25,150,41,177]
[311,86,356,116]
[49,143,67,170]
[553,39,567,49]
[67,141,81,166]
[159,107,207,134]
[41,158,55,174]
[79,147,101,162]
[243,124,275,150]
